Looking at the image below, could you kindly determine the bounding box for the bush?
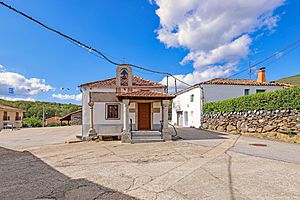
[47,122,67,127]
[204,86,300,114]
[23,117,42,127]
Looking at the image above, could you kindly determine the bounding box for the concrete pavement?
[177,127,300,164]
[0,126,300,199]
[0,126,81,149]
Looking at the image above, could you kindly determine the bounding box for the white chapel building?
[171,68,289,128]
[80,64,175,143]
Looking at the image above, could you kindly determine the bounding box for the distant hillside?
[277,74,300,85]
[0,99,81,120]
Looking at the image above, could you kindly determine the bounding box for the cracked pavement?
[0,126,300,199]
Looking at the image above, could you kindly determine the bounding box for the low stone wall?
[202,109,300,143]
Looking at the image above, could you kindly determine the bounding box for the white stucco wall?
[82,87,122,138]
[172,84,284,128]
[81,86,165,137]
[202,84,283,103]
[171,87,202,128]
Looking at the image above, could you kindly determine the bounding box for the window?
[256,89,266,94]
[244,89,250,96]
[3,111,9,121]
[190,94,194,102]
[106,104,120,120]
[16,112,21,121]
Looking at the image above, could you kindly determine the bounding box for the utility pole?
[174,78,177,93]
[166,76,169,93]
[42,104,45,127]
[249,60,252,79]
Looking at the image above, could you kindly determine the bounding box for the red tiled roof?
[200,78,291,86]
[116,90,175,99]
[45,117,61,125]
[60,109,82,121]
[0,104,24,112]
[80,76,165,87]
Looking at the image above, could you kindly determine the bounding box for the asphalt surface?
[0,126,299,199]
[0,126,81,149]
[176,127,300,164]
[0,146,136,200]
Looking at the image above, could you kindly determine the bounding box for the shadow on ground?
[0,146,136,200]
[172,127,228,140]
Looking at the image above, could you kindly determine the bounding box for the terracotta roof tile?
[60,109,82,121]
[45,117,61,125]
[116,90,175,99]
[80,76,165,87]
[200,78,291,86]
[0,104,24,112]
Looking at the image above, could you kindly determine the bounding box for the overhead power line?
[227,38,300,79]
[0,1,192,87]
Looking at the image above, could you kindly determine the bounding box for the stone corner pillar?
[162,100,172,141]
[87,101,96,139]
[121,99,131,143]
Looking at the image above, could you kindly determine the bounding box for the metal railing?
[130,119,133,140]
[168,122,178,137]
[160,120,164,139]
[15,116,22,121]
[3,116,10,121]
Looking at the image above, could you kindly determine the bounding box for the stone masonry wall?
[202,109,300,143]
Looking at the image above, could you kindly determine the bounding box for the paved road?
[0,126,300,199]
[0,146,135,200]
[0,126,81,149]
[176,127,300,164]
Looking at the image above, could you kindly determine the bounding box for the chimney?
[257,67,266,83]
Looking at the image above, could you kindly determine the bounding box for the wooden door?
[138,103,151,130]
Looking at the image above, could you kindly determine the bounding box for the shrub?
[203,86,300,114]
[47,122,67,127]
[23,117,42,127]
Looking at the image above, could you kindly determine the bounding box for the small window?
[190,94,194,102]
[106,104,120,120]
[256,89,266,94]
[244,89,250,96]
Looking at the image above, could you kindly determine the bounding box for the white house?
[79,64,175,143]
[171,68,290,128]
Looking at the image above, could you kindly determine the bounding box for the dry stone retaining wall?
[202,109,300,143]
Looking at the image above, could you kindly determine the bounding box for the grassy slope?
[277,74,300,85]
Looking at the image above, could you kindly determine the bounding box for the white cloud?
[152,0,285,88]
[0,96,35,102]
[52,93,82,101]
[0,71,54,97]
[161,64,236,92]
[181,35,252,68]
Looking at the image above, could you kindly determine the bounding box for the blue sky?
[0,0,299,104]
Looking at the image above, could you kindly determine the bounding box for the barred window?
[106,104,120,120]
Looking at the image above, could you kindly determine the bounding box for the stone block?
[202,123,209,129]
[248,128,256,132]
[226,124,236,132]
[216,126,225,132]
[121,132,131,143]
[263,125,276,132]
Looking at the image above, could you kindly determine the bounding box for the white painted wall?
[202,84,283,103]
[82,87,121,138]
[81,86,165,137]
[172,84,284,128]
[171,87,202,128]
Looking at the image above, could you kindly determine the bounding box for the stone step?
[132,134,162,138]
[131,131,161,136]
[131,138,165,144]
[132,137,163,140]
